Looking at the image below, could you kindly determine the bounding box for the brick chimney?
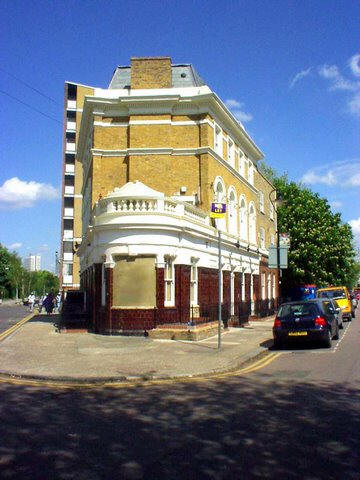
[130,57,172,89]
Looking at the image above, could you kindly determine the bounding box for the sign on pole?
[210,202,226,218]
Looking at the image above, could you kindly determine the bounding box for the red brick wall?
[198,267,218,305]
[223,271,230,305]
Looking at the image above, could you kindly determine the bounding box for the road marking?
[0,313,35,342]
[0,351,283,390]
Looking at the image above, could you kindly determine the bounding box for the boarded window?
[113,256,156,307]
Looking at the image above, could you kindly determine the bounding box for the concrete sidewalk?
[0,313,275,383]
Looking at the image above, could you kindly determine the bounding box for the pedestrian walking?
[28,293,35,312]
[56,292,62,313]
[43,292,55,315]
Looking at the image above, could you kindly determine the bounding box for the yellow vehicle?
[317,286,355,321]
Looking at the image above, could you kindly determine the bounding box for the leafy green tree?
[0,244,12,299]
[0,243,59,299]
[258,164,358,291]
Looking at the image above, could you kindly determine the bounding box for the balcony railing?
[65,164,75,173]
[64,207,74,217]
[95,196,209,226]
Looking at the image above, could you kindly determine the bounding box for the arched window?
[249,202,256,244]
[213,177,226,231]
[227,187,237,236]
[239,195,248,241]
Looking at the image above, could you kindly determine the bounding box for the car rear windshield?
[318,289,346,299]
[277,303,319,318]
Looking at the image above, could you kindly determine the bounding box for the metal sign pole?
[218,229,222,350]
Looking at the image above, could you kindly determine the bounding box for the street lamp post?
[269,189,286,307]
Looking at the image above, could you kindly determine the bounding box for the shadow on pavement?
[0,372,358,479]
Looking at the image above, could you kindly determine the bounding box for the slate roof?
[108,64,206,89]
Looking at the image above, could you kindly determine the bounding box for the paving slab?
[0,313,275,382]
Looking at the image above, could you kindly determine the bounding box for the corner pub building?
[60,57,279,334]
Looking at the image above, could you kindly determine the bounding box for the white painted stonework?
[78,181,261,275]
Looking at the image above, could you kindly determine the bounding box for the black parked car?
[273,299,340,348]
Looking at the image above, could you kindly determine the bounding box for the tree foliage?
[0,243,59,299]
[258,164,358,290]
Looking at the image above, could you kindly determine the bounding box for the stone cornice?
[77,90,264,166]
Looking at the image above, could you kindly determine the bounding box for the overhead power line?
[0,89,62,125]
[0,67,61,105]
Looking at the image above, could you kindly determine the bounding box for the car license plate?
[288,332,307,336]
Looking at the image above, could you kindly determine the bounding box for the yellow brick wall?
[129,124,172,148]
[73,197,83,238]
[128,155,200,196]
[76,86,94,109]
[131,57,171,89]
[94,125,129,150]
[91,156,128,205]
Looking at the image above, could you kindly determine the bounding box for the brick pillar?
[93,264,102,331]
[104,267,113,334]
[155,267,164,326]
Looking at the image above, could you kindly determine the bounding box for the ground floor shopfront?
[81,260,278,334]
[77,181,279,334]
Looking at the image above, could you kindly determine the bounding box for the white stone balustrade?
[92,181,210,227]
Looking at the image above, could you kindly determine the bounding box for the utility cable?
[0,89,62,125]
[0,66,61,105]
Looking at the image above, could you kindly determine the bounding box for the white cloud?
[301,160,360,187]
[301,170,336,186]
[349,93,360,116]
[225,98,253,123]
[8,242,22,250]
[318,54,360,116]
[318,64,359,91]
[225,99,242,108]
[349,217,360,245]
[349,54,360,77]
[289,68,312,88]
[329,201,343,209]
[38,244,49,251]
[0,177,59,209]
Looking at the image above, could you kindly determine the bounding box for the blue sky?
[1,0,359,271]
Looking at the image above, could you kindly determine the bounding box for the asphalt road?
[0,304,31,334]
[0,310,359,479]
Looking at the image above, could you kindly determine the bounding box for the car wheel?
[273,338,283,349]
[333,324,339,340]
[323,329,332,348]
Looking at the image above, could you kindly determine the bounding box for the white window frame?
[267,274,271,307]
[249,202,256,244]
[269,201,274,220]
[227,187,237,236]
[228,138,235,168]
[239,195,248,241]
[259,227,265,249]
[248,160,254,185]
[164,257,175,306]
[238,149,245,177]
[214,124,223,157]
[270,233,275,246]
[259,191,264,213]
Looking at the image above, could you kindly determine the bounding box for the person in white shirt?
[28,293,35,312]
